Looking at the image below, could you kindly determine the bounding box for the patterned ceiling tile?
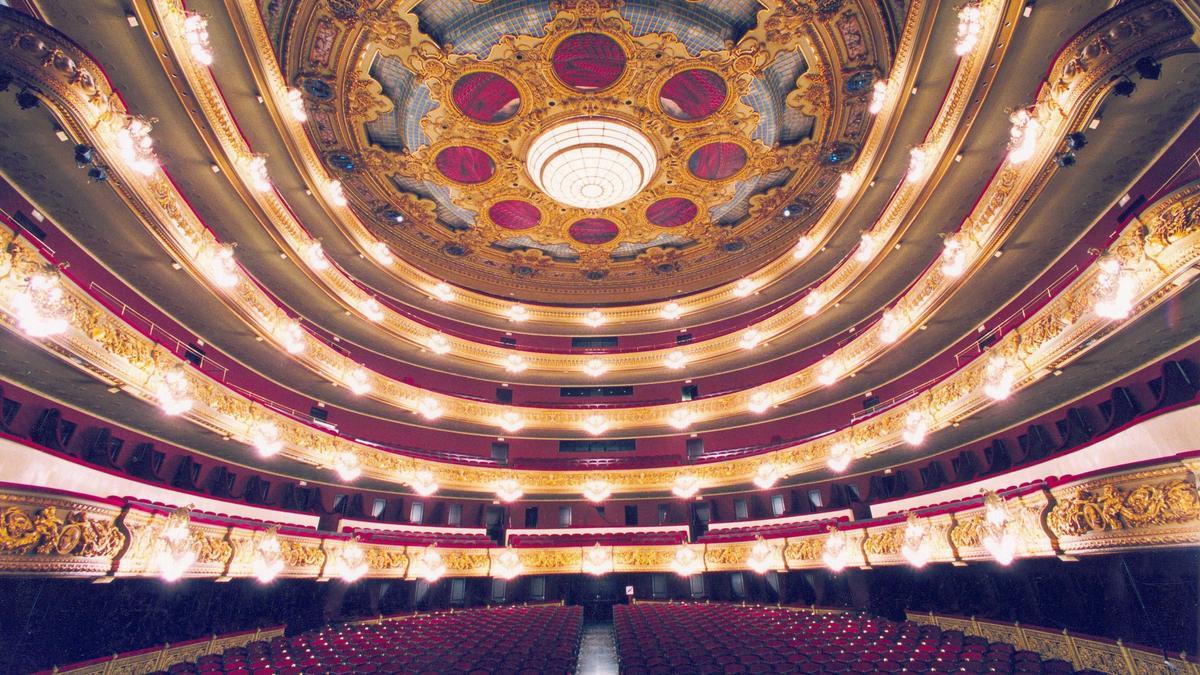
[413,0,554,56]
[622,0,760,55]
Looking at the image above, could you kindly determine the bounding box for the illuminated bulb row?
[1007,108,1042,165]
[114,116,158,176]
[182,13,213,66]
[955,3,985,56]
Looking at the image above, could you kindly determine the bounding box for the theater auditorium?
[0,0,1198,672]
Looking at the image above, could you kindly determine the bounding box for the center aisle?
[576,621,620,675]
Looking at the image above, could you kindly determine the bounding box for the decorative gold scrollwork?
[0,505,125,558]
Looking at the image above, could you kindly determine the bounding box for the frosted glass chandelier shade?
[526,118,657,209]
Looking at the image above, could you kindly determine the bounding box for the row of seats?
[509,530,688,547]
[353,528,496,548]
[698,519,843,544]
[614,603,1104,674]
[141,605,582,675]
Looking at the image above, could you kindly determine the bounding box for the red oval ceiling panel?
[688,142,747,181]
[451,72,521,123]
[568,218,619,245]
[659,69,728,121]
[489,200,542,230]
[646,198,699,228]
[435,146,496,184]
[551,33,626,92]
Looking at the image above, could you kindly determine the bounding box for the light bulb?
[955,3,984,56]
[12,271,70,338]
[286,88,307,122]
[497,411,525,433]
[502,354,528,373]
[494,478,523,503]
[672,475,701,498]
[733,279,756,297]
[508,304,530,322]
[827,442,852,472]
[738,329,762,350]
[660,302,683,320]
[416,396,443,420]
[431,282,455,302]
[183,13,213,65]
[902,410,929,446]
[582,414,610,436]
[664,350,687,370]
[369,241,394,265]
[427,333,451,355]
[251,420,284,457]
[747,391,773,414]
[246,155,271,192]
[581,480,612,503]
[410,470,439,496]
[582,358,608,377]
[868,80,887,114]
[583,310,605,327]
[666,408,695,430]
[344,366,371,395]
[154,365,194,416]
[334,451,361,481]
[753,463,781,489]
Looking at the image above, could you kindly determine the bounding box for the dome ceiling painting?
[270,0,896,303]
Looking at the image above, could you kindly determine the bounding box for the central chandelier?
[526,118,657,209]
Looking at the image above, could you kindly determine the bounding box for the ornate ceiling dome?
[290,0,883,303]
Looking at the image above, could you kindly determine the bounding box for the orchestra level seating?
[613,603,1105,674]
[119,605,583,675]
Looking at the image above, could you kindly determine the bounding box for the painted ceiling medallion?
[646,198,698,228]
[526,118,657,210]
[659,69,728,121]
[551,32,627,92]
[325,0,873,302]
[688,142,748,181]
[435,146,495,184]
[451,72,521,124]
[569,218,620,245]
[489,200,542,230]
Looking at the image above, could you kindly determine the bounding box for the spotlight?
[1134,57,1161,80]
[86,166,108,182]
[1065,132,1087,151]
[73,144,94,167]
[1054,152,1076,168]
[16,89,39,110]
[1112,79,1136,97]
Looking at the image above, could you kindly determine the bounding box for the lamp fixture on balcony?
[333,451,361,481]
[250,419,284,457]
[252,526,284,583]
[822,527,851,572]
[11,270,70,338]
[153,365,194,416]
[901,513,932,568]
[581,543,613,576]
[581,480,613,503]
[671,544,704,577]
[153,506,197,582]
